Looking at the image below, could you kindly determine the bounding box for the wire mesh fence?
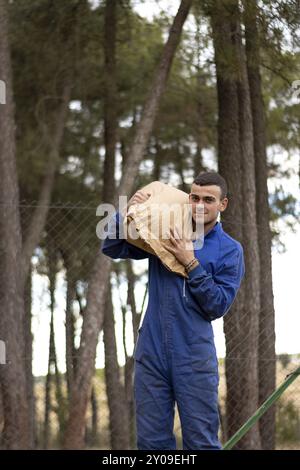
[0,202,299,449]
[26,357,300,450]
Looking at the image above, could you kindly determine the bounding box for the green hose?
[223,365,300,450]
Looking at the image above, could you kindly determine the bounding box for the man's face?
[189,184,228,226]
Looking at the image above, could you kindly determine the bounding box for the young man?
[102,171,245,450]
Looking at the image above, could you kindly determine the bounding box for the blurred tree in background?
[0,0,299,450]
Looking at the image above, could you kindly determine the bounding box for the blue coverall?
[102,211,245,450]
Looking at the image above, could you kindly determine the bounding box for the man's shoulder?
[218,227,243,255]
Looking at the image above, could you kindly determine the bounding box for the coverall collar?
[205,220,222,238]
[193,221,222,245]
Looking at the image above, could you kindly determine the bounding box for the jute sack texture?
[124,181,194,278]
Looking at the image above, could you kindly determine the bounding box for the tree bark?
[63,0,193,449]
[50,244,67,444]
[153,140,162,181]
[43,312,54,450]
[116,263,136,448]
[64,256,77,399]
[125,260,138,448]
[43,243,66,448]
[210,0,244,444]
[103,0,117,204]
[119,0,193,193]
[194,16,205,177]
[244,0,276,449]
[211,0,261,449]
[176,138,189,193]
[235,8,261,449]
[102,0,129,450]
[126,260,139,344]
[20,83,71,289]
[103,287,130,449]
[24,265,36,448]
[90,385,98,447]
[0,0,30,449]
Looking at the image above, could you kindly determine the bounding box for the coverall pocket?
[190,345,219,391]
[189,343,219,374]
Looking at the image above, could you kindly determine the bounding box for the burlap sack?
[124,181,194,278]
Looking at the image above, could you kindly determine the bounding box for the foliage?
[276,398,300,444]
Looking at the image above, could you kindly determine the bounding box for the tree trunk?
[103,0,117,204]
[64,259,77,398]
[0,389,3,446]
[194,91,205,177]
[43,243,66,448]
[119,0,193,192]
[211,0,261,449]
[102,2,131,449]
[90,385,98,447]
[124,356,135,449]
[125,260,138,448]
[54,351,66,446]
[24,265,36,448]
[103,287,130,449]
[126,260,139,344]
[48,243,66,445]
[102,0,130,450]
[63,0,193,449]
[43,312,54,450]
[235,8,261,449]
[0,0,30,449]
[116,264,136,449]
[194,16,205,177]
[20,83,71,289]
[244,0,276,450]
[210,0,244,444]
[176,138,189,193]
[153,140,162,181]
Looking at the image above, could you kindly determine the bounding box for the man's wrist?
[184,257,199,273]
[187,260,199,273]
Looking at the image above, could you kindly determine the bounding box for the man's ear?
[219,197,228,213]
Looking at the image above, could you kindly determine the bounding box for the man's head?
[189,171,228,229]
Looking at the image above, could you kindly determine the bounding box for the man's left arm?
[187,245,245,321]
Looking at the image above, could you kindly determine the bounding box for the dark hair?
[193,171,228,199]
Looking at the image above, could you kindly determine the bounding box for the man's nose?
[195,203,205,212]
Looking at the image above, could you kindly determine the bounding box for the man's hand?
[162,226,195,266]
[121,190,151,217]
[128,190,151,208]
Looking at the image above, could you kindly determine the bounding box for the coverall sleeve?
[101,211,150,260]
[187,245,245,321]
